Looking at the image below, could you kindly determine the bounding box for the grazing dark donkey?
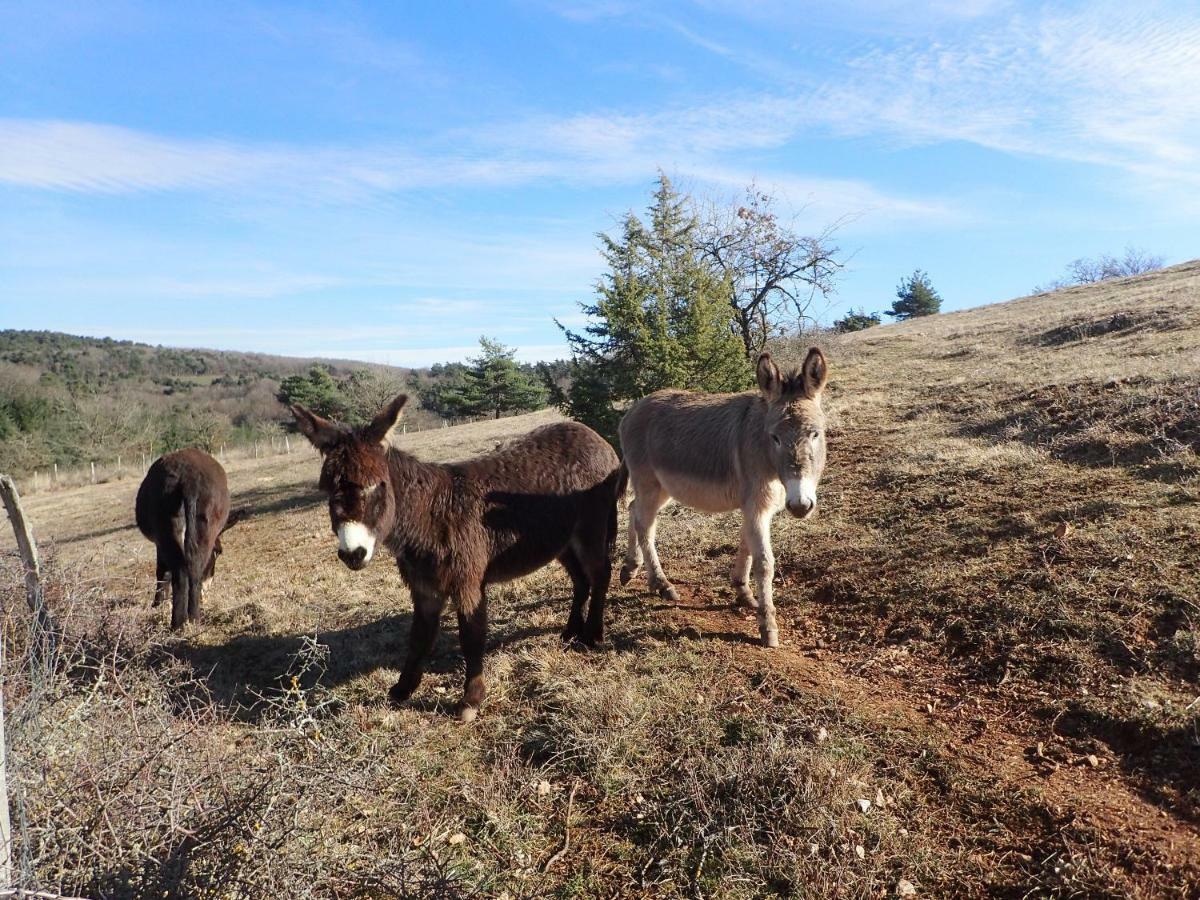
[619,349,829,648]
[290,396,626,722]
[136,448,232,630]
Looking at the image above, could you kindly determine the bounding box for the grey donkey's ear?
[362,394,408,447]
[290,404,343,453]
[800,347,829,399]
[755,353,782,400]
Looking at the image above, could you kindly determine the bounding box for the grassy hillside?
[0,330,538,478]
[2,262,1198,897]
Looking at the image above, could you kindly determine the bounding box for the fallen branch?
[540,781,579,873]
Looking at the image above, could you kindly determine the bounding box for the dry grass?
[3,263,1200,897]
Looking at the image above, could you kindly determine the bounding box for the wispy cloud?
[811,5,1200,189]
[0,110,953,229]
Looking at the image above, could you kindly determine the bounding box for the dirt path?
[655,581,1200,872]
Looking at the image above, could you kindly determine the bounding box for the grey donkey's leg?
[745,509,779,647]
[633,484,677,603]
[620,505,642,585]
[730,524,755,608]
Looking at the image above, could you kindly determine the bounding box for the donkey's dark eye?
[771,434,781,447]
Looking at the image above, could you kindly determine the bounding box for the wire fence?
[14,414,497,496]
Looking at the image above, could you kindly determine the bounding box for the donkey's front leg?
[455,589,488,723]
[390,589,445,706]
[746,513,779,648]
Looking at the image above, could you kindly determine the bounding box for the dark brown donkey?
[135,448,232,630]
[290,396,626,722]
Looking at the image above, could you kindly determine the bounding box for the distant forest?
[0,330,564,476]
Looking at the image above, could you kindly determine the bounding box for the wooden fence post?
[52,463,58,485]
[284,435,291,455]
[90,462,96,484]
[0,635,10,887]
[0,475,57,658]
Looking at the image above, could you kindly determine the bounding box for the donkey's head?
[290,395,408,571]
[756,348,829,519]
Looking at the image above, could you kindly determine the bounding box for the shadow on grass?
[171,604,569,722]
[230,482,325,519]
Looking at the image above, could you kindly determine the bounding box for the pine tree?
[560,175,751,442]
[887,270,942,320]
[832,308,882,333]
[277,366,348,419]
[459,337,547,420]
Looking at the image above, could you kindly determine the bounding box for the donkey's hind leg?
[559,548,590,643]
[619,509,642,585]
[575,520,613,646]
[627,481,677,603]
[456,590,488,723]
[152,543,171,608]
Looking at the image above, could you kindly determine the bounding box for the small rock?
[1086,754,1100,768]
[816,638,828,649]
[896,878,918,897]
[448,832,466,845]
[856,798,872,813]
[1036,741,1045,758]
[854,844,866,860]
[875,788,886,808]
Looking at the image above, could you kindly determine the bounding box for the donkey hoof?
[456,703,479,724]
[761,629,780,649]
[619,564,638,586]
[657,584,680,603]
[388,680,416,707]
[734,587,757,609]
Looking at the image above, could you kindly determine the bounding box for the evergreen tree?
[459,337,547,420]
[560,174,751,442]
[832,308,882,333]
[277,366,348,419]
[887,270,942,320]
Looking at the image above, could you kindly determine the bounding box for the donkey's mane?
[779,368,809,398]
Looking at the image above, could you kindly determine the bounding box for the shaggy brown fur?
[290,395,625,721]
[135,449,232,630]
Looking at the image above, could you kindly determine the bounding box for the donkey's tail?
[607,462,629,553]
[182,492,204,580]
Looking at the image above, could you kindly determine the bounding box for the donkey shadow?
[171,607,565,722]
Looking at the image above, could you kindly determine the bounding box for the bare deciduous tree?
[1035,246,1166,293]
[698,186,844,357]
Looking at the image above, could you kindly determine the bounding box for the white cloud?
[810,5,1200,189]
[0,107,953,228]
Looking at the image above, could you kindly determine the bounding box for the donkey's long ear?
[363,394,408,447]
[290,404,342,453]
[756,353,782,400]
[800,347,829,400]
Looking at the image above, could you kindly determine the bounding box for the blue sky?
[2,0,1198,366]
